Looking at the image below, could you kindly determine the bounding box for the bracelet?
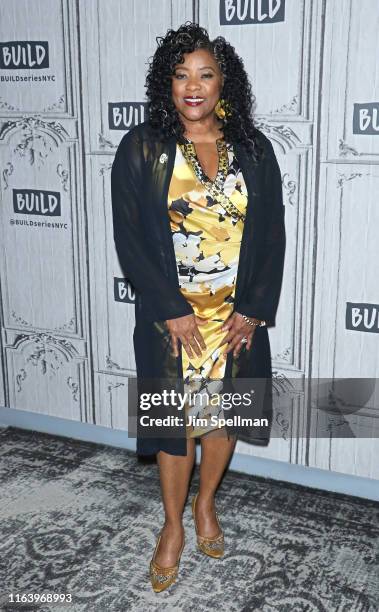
[241,314,267,328]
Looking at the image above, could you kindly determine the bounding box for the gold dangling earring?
[215,98,232,122]
[215,99,226,120]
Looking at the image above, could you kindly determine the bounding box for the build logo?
[108,102,147,130]
[0,41,49,69]
[346,302,379,334]
[13,189,61,216]
[353,103,379,135]
[220,0,285,25]
[114,278,135,304]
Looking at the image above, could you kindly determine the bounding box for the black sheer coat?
[111,121,286,456]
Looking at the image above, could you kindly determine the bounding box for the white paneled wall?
[0,0,378,480]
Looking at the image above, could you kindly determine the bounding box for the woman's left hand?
[221,312,257,357]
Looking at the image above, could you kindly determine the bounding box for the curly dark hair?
[145,21,263,162]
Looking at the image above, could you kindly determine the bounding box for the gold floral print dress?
[167,137,248,437]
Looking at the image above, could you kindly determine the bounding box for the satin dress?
[167,137,248,437]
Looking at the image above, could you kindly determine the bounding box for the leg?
[196,428,237,537]
[154,436,196,566]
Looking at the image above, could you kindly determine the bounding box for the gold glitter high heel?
[191,493,224,558]
[149,532,185,593]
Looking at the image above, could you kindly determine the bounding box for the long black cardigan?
[111,120,286,456]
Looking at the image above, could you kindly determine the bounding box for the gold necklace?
[178,138,246,224]
[178,137,229,189]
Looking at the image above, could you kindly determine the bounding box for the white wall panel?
[0,0,92,421]
[313,165,379,379]
[321,0,379,161]
[0,0,76,116]
[4,327,88,421]
[79,0,194,153]
[0,119,82,333]
[309,0,379,477]
[200,0,314,120]
[87,156,136,375]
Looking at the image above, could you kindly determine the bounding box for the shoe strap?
[197,532,224,545]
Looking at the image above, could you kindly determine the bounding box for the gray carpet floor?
[0,426,378,612]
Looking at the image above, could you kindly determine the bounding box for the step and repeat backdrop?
[0,0,378,479]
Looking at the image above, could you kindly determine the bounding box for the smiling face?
[171,48,224,125]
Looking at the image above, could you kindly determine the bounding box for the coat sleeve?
[111,130,194,322]
[237,136,286,327]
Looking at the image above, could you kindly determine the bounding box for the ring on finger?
[240,337,248,344]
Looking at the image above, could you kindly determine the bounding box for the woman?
[111,22,286,592]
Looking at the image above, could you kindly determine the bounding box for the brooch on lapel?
[159,153,168,164]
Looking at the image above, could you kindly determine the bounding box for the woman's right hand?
[166,314,207,359]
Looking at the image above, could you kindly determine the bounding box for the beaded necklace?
[178,137,246,224]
